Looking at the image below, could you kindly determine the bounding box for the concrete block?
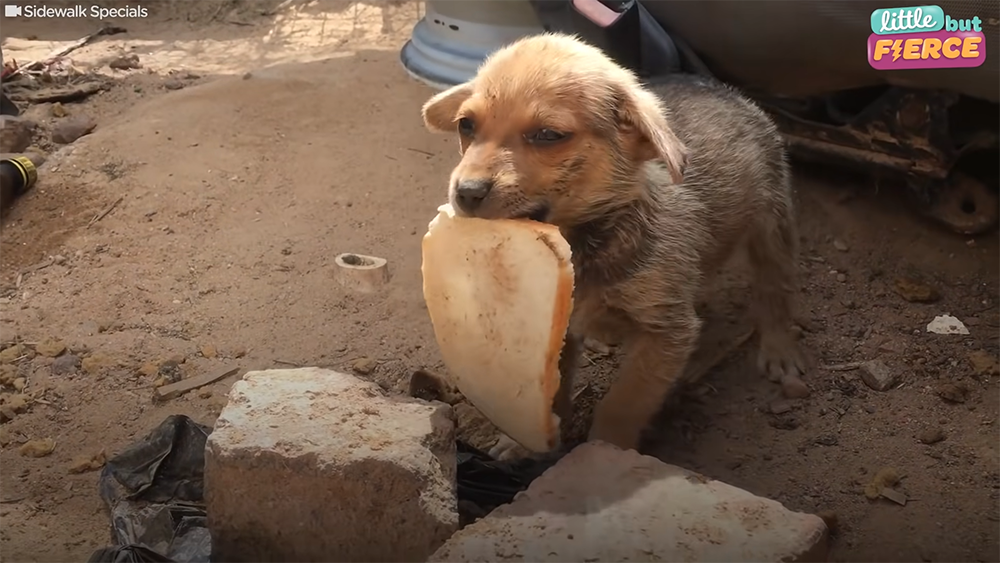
[430,441,829,563]
[206,367,458,562]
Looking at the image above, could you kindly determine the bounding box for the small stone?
[918,427,945,444]
[201,345,218,359]
[968,350,999,376]
[926,315,969,335]
[936,383,968,403]
[0,426,10,446]
[832,239,849,252]
[0,365,14,386]
[351,356,377,375]
[50,353,80,376]
[769,400,794,415]
[836,273,847,283]
[68,450,106,473]
[0,115,37,153]
[138,361,159,377]
[858,360,897,391]
[198,389,213,399]
[35,338,66,358]
[0,344,26,364]
[51,115,97,144]
[12,377,25,392]
[108,54,141,70]
[864,466,899,500]
[157,360,183,383]
[780,374,811,399]
[453,402,500,451]
[164,79,186,91]
[19,438,56,458]
[894,277,940,303]
[81,353,113,375]
[51,102,68,117]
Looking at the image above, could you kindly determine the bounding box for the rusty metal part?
[926,173,1000,236]
[760,88,961,181]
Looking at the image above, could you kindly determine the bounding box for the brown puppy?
[422,33,806,457]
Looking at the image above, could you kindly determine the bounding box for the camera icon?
[4,5,23,17]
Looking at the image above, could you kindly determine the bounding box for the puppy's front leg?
[589,322,698,451]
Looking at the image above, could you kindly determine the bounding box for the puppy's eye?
[526,128,568,145]
[457,117,475,137]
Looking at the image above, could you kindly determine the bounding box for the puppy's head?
[421,33,687,226]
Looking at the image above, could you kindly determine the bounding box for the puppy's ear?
[617,86,688,184]
[422,82,474,133]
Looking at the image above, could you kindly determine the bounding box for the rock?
[138,361,159,377]
[68,450,107,473]
[51,102,68,117]
[454,402,501,451]
[769,400,794,415]
[81,353,113,375]
[35,338,66,358]
[164,79,186,91]
[0,116,37,153]
[858,360,897,391]
[408,369,461,404]
[0,365,14,386]
[926,315,969,335]
[864,466,900,500]
[51,115,97,144]
[832,239,849,252]
[19,437,56,457]
[51,353,80,375]
[351,356,377,375]
[430,442,828,563]
[781,373,811,399]
[206,367,458,562]
[968,350,999,376]
[936,383,968,403]
[0,393,30,421]
[108,54,141,70]
[918,427,946,445]
[0,343,27,364]
[200,345,217,359]
[894,277,940,303]
[836,273,847,283]
[12,377,25,391]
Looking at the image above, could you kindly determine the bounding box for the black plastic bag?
[90,415,212,563]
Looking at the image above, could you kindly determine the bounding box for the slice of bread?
[421,204,574,453]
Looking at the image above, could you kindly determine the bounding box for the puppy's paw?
[757,332,807,382]
[488,434,532,461]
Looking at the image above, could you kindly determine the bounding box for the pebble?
[858,360,897,392]
[918,427,946,445]
[936,383,968,403]
[836,273,847,283]
[770,400,794,415]
[51,115,97,144]
[201,345,218,359]
[35,338,66,358]
[19,438,56,458]
[351,356,377,375]
[894,277,940,303]
[108,54,141,70]
[51,353,81,375]
[833,239,849,252]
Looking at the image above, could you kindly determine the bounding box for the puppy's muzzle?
[454,178,493,214]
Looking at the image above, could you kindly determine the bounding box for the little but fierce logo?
[868,5,986,69]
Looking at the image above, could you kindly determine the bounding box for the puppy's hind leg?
[747,191,807,382]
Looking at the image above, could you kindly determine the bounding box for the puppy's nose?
[454,179,493,213]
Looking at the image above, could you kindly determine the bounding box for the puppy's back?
[645,75,791,264]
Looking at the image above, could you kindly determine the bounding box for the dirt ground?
[1,2,998,562]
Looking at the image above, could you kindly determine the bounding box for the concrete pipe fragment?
[334,253,390,294]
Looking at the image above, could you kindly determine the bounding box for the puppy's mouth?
[514,204,551,223]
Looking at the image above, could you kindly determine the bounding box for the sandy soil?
[1,2,998,562]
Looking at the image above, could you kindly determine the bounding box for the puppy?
[421,33,806,458]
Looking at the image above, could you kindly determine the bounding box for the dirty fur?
[421,33,806,458]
